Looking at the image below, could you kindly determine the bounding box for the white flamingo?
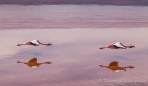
[100,42,135,49]
[17,40,52,46]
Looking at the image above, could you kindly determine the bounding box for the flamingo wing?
[109,61,118,67]
[28,58,37,63]
[113,42,125,48]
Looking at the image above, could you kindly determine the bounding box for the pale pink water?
[0,5,148,86]
[0,5,148,29]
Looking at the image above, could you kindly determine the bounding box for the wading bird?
[17,40,52,46]
[99,61,134,72]
[100,42,135,49]
[17,58,52,68]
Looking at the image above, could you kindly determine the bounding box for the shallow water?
[0,5,148,86]
[0,29,148,86]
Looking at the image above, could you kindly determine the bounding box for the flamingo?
[99,61,134,72]
[17,58,52,68]
[17,40,52,46]
[100,42,135,49]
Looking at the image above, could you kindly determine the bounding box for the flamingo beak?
[17,44,20,46]
[131,46,135,48]
[17,61,21,63]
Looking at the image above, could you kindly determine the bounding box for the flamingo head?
[17,44,21,46]
[128,45,135,48]
[44,61,52,64]
[128,66,135,69]
[99,47,104,49]
[17,61,21,63]
[99,65,104,67]
[47,43,52,46]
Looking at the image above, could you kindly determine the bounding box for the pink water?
[0,5,148,86]
[0,5,148,29]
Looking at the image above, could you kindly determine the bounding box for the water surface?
[0,5,148,29]
[0,29,148,86]
[0,5,148,86]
